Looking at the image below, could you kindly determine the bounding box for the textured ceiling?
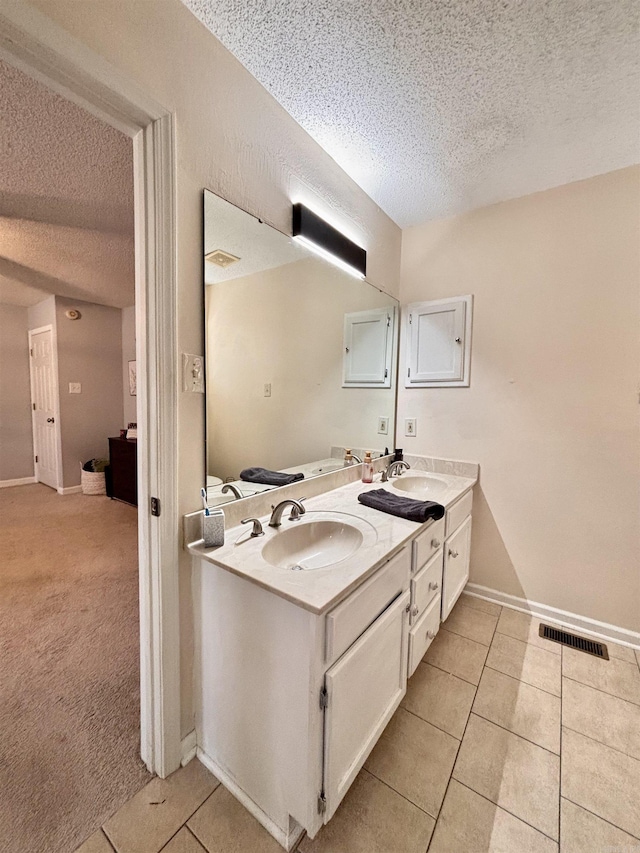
[183,0,640,227]
[204,189,308,284]
[0,59,134,308]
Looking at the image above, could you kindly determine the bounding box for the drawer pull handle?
[428,581,439,591]
[412,605,419,616]
[431,538,441,548]
[427,630,437,640]
[448,548,459,558]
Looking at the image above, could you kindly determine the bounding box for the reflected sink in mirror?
[310,461,345,475]
[391,474,449,499]
[261,513,377,571]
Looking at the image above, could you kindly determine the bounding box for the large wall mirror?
[204,189,398,506]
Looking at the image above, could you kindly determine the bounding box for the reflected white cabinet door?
[442,515,472,620]
[343,308,394,387]
[406,296,472,387]
[322,589,409,821]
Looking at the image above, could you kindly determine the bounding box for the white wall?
[121,305,136,426]
[399,167,640,633]
[0,303,34,481]
[28,0,403,736]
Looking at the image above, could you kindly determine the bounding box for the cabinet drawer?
[325,546,411,665]
[408,593,441,677]
[410,550,443,625]
[412,516,445,574]
[446,489,473,537]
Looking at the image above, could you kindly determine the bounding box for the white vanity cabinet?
[195,544,412,850]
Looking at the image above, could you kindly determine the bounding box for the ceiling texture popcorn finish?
[182,0,640,227]
[0,59,135,308]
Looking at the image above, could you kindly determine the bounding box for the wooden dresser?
[107,437,138,506]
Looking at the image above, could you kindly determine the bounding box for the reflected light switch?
[183,353,204,393]
[69,383,81,394]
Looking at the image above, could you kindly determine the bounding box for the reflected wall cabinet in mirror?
[203,189,399,507]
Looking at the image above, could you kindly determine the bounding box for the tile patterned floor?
[77,594,640,853]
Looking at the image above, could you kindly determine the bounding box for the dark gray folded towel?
[240,467,304,487]
[358,488,445,523]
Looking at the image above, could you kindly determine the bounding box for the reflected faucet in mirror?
[221,483,244,501]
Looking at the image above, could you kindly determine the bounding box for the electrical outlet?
[182,353,204,393]
[404,418,417,437]
[377,416,389,435]
[264,383,272,397]
[68,382,81,394]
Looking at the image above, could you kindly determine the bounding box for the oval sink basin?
[262,519,364,570]
[392,474,449,498]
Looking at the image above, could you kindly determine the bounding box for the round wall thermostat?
[65,309,81,320]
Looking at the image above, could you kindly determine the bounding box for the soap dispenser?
[361,451,374,484]
[343,448,354,467]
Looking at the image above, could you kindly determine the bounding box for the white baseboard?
[180,730,197,766]
[0,476,36,488]
[57,485,83,495]
[197,748,304,852]
[464,583,640,651]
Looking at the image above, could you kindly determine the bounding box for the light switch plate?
[264,383,272,397]
[182,353,204,393]
[69,382,81,394]
[404,418,417,437]
[378,416,389,435]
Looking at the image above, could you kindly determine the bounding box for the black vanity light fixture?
[292,203,367,279]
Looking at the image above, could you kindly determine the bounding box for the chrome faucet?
[381,460,411,482]
[269,499,306,527]
[221,483,243,500]
[351,453,363,464]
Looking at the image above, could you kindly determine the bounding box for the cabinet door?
[441,515,472,620]
[343,308,394,387]
[323,590,410,821]
[406,296,472,387]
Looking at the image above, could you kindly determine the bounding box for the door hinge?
[407,367,411,377]
[317,791,327,814]
[319,686,329,710]
[409,314,412,324]
[150,496,161,517]
[384,368,388,378]
[387,315,391,327]
[32,402,36,410]
[30,348,33,356]
[35,455,38,463]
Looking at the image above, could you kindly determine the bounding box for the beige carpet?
[0,484,152,853]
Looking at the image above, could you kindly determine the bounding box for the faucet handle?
[241,517,264,537]
[289,498,306,521]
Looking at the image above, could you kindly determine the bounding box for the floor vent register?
[539,624,609,659]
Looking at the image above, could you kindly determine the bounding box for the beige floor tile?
[453,714,559,840]
[424,627,489,685]
[495,610,561,655]
[161,828,208,852]
[459,593,502,617]
[606,641,637,664]
[402,662,476,739]
[75,829,115,853]
[299,769,435,853]
[562,728,640,838]
[560,799,640,853]
[443,601,499,646]
[487,632,561,696]
[365,707,458,817]
[473,668,560,753]
[563,647,640,705]
[563,677,640,760]
[429,780,558,853]
[103,760,219,853]
[188,785,283,852]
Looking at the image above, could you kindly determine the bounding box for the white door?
[322,589,410,820]
[441,515,472,620]
[29,327,60,490]
[406,296,472,387]
[343,308,394,387]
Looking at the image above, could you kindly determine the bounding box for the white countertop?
[189,471,476,615]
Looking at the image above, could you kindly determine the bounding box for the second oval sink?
[262,519,364,570]
[392,474,449,498]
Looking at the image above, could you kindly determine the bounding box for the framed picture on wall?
[128,360,137,396]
